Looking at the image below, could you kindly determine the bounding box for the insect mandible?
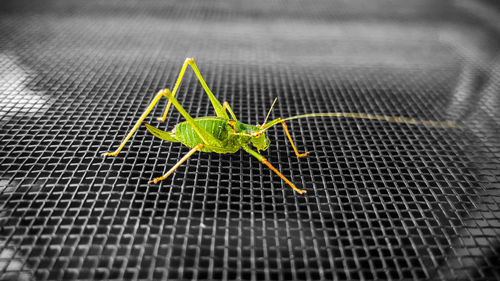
[101,58,458,194]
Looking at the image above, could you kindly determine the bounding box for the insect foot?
[148,178,162,184]
[297,152,310,158]
[101,152,118,157]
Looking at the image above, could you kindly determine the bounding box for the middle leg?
[149,144,204,184]
[223,101,238,121]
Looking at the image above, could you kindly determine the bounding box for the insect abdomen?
[174,117,241,153]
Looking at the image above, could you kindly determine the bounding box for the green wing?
[145,123,179,142]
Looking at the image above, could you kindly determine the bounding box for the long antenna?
[262,112,460,130]
[261,97,278,127]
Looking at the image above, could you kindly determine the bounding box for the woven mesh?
[1,0,500,280]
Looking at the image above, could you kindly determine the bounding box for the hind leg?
[101,89,169,157]
[157,58,229,122]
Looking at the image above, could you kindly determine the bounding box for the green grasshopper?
[101,58,458,194]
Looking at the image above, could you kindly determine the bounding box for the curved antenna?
[261,97,278,128]
[262,112,460,130]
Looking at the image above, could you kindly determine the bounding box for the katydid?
[101,58,458,194]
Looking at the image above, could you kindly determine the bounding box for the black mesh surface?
[1,0,500,280]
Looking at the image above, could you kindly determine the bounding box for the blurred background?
[1,0,500,280]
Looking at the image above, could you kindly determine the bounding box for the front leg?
[243,145,306,194]
[277,118,309,158]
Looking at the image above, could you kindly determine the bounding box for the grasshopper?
[101,58,458,194]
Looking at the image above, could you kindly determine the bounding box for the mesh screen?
[1,0,500,280]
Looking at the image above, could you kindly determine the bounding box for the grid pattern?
[1,0,500,280]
